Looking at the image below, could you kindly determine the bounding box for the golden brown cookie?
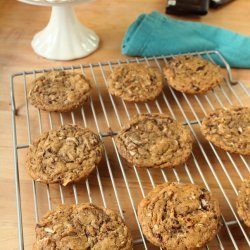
[164,55,224,94]
[115,113,193,168]
[28,71,92,112]
[26,124,104,186]
[108,64,163,102]
[201,106,250,155]
[138,182,221,249]
[33,203,133,250]
[236,177,250,227]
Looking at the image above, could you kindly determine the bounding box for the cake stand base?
[31,5,99,60]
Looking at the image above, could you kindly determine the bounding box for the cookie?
[236,177,250,227]
[26,124,104,186]
[164,55,224,94]
[108,64,163,102]
[138,182,221,249]
[115,113,193,168]
[28,71,92,112]
[33,203,133,250]
[201,106,250,155]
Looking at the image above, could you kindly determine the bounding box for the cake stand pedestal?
[18,0,99,60]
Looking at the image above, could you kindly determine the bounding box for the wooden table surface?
[0,0,249,249]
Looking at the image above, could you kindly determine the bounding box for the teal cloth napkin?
[122,11,250,68]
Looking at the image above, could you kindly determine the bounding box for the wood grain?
[0,0,249,249]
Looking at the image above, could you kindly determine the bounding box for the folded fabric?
[122,11,250,68]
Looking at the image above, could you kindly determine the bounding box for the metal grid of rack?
[11,50,249,249]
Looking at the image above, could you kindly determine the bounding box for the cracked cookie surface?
[108,64,163,102]
[201,107,250,155]
[33,203,133,250]
[115,113,193,168]
[138,182,221,249]
[236,177,250,227]
[28,71,92,112]
[164,55,224,94]
[26,124,104,186]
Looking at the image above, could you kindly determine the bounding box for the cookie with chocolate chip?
[28,71,92,112]
[26,124,104,186]
[201,106,250,155]
[138,182,221,249]
[164,55,224,94]
[236,176,250,227]
[115,113,193,168]
[108,64,163,102]
[33,203,133,249]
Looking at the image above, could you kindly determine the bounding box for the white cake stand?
[18,0,100,60]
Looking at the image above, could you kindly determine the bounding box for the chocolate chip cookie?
[138,182,221,249]
[164,55,224,94]
[33,203,133,250]
[108,64,163,102]
[236,177,250,227]
[115,113,193,168]
[201,106,250,155]
[28,71,92,112]
[26,124,104,186]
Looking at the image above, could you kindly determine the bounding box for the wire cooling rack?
[11,50,249,250]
